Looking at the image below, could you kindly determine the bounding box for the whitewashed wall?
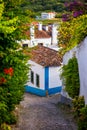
[63,36,87,104]
[49,66,62,88]
[21,40,30,47]
[30,38,51,47]
[27,60,45,90]
[41,13,55,19]
[21,38,51,48]
[63,47,77,65]
[77,37,87,104]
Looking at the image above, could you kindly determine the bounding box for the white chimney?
[45,26,48,31]
[38,22,42,31]
[51,23,58,45]
[30,24,34,39]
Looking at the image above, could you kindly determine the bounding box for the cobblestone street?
[12,93,77,130]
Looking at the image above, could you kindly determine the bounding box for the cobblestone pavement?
[12,93,77,130]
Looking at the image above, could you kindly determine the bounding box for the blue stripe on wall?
[25,85,46,96]
[45,67,49,90]
[25,85,62,96]
[48,86,62,95]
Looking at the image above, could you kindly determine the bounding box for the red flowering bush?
[4,67,14,76]
[0,3,29,126]
[0,77,6,84]
[0,67,14,85]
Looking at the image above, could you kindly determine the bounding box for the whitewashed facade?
[41,12,56,19]
[26,60,62,96]
[27,60,45,90]
[63,37,87,104]
[30,37,52,47]
[22,22,58,48]
[49,67,62,88]
[25,45,62,96]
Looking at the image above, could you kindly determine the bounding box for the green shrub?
[72,96,85,117]
[5,113,17,124]
[0,103,8,124]
[72,96,87,130]
[1,123,11,130]
[61,57,80,98]
[0,103,17,125]
[0,17,29,126]
[78,105,87,130]
[0,0,30,127]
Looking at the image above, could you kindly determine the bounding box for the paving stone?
[12,93,77,130]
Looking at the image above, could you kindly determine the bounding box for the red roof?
[30,45,62,67]
[25,26,52,39]
[35,29,51,38]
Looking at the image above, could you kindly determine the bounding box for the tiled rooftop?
[25,26,52,39]
[35,29,51,38]
[30,45,62,67]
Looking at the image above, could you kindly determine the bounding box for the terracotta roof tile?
[31,45,62,67]
[35,30,51,38]
[25,25,52,39]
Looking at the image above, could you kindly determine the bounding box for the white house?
[21,22,59,49]
[25,45,62,96]
[63,36,87,104]
[41,12,56,19]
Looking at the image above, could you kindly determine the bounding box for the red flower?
[9,67,14,76]
[4,67,14,76]
[0,77,7,84]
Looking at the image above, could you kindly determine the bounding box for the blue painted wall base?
[25,86,46,96]
[48,86,62,95]
[25,85,62,96]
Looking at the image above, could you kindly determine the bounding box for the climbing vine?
[61,57,80,98]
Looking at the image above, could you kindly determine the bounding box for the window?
[22,44,28,48]
[31,71,34,84]
[38,43,43,46]
[36,74,40,87]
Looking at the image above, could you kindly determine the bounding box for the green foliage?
[0,17,18,34]
[58,13,87,54]
[0,3,4,18]
[1,0,34,40]
[0,0,29,127]
[72,96,85,117]
[0,41,29,123]
[78,105,87,130]
[61,57,80,98]
[1,123,11,130]
[72,96,87,130]
[22,0,72,13]
[59,2,87,129]
[0,102,8,124]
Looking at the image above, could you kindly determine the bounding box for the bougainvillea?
[62,1,87,21]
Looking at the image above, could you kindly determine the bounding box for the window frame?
[30,70,34,84]
[36,74,40,87]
